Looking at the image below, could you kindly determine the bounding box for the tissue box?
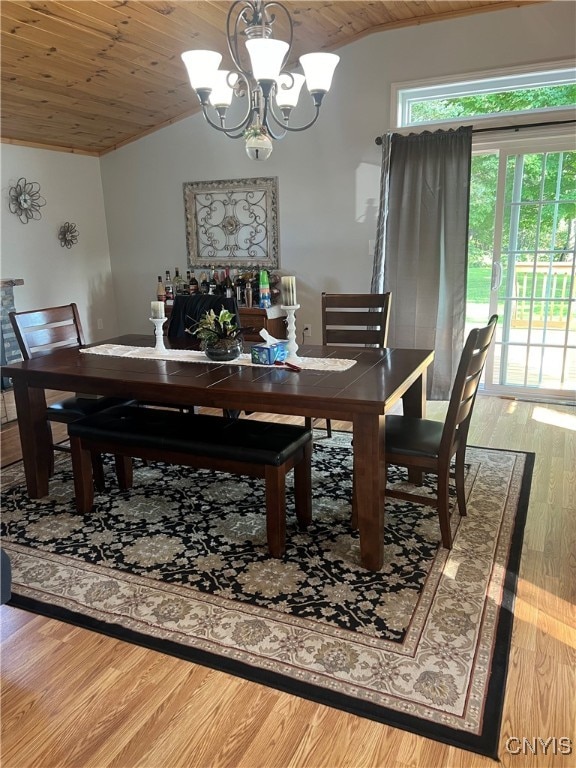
[251,343,287,365]
[275,341,288,362]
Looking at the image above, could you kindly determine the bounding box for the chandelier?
[181,0,339,161]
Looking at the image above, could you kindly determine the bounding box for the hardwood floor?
[1,396,575,768]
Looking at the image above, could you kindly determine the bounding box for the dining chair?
[307,292,392,437]
[381,314,498,549]
[9,303,131,488]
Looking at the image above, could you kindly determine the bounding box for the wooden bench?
[68,405,313,558]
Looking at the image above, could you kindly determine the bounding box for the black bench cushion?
[68,405,312,467]
[48,396,133,423]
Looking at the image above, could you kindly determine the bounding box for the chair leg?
[47,422,56,477]
[265,465,287,558]
[326,419,332,438]
[294,442,312,529]
[351,472,358,530]
[114,455,134,490]
[407,467,424,485]
[455,449,467,517]
[91,452,106,491]
[437,470,453,549]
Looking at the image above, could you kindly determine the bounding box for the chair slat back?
[9,303,85,360]
[441,314,498,454]
[321,292,392,347]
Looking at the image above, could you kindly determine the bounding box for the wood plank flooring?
[1,396,575,768]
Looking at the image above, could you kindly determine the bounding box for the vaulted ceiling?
[1,1,543,155]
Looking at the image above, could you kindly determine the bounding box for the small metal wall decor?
[8,177,46,224]
[58,221,79,249]
[183,177,279,269]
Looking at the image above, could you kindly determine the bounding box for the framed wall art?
[183,177,279,269]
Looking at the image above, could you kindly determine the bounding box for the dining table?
[2,335,433,572]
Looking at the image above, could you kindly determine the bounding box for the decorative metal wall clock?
[8,177,46,223]
[58,222,79,249]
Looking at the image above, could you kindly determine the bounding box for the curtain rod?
[375,119,576,145]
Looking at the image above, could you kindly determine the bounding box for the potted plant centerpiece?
[188,308,243,361]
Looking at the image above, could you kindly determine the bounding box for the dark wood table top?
[2,335,434,421]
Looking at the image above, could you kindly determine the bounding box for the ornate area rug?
[0,434,533,758]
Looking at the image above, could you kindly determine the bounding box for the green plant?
[187,308,239,348]
[244,124,268,140]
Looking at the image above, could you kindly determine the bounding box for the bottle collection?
[156,268,280,309]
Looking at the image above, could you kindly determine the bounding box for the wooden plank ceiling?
[1,0,543,156]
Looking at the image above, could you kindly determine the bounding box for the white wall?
[0,146,117,342]
[1,2,574,344]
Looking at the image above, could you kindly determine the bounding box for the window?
[394,63,576,130]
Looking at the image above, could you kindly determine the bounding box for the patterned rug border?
[2,444,534,758]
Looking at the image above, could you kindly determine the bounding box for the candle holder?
[149,317,166,352]
[281,304,300,360]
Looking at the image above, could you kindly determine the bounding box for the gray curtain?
[371,127,472,399]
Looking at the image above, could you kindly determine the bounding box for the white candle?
[151,301,165,319]
[282,276,297,306]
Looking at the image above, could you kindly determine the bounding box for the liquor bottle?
[164,270,174,304]
[173,267,185,295]
[156,275,166,302]
[234,270,245,305]
[223,267,234,298]
[200,272,209,294]
[244,278,253,308]
[189,272,199,294]
[209,269,219,295]
[259,269,271,309]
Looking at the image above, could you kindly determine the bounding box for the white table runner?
[81,344,357,372]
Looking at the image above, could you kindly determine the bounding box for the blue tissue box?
[275,341,288,362]
[251,343,287,365]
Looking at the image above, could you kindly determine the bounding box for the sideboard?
[236,306,287,342]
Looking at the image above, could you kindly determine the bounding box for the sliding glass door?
[467,137,575,401]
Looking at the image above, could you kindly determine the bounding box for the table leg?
[353,413,385,571]
[401,368,427,418]
[402,367,427,485]
[13,381,52,498]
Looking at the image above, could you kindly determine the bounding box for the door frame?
[471,130,575,402]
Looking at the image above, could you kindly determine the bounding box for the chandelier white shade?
[209,71,239,108]
[180,0,339,160]
[181,51,222,90]
[275,73,305,109]
[299,53,339,93]
[245,39,289,81]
